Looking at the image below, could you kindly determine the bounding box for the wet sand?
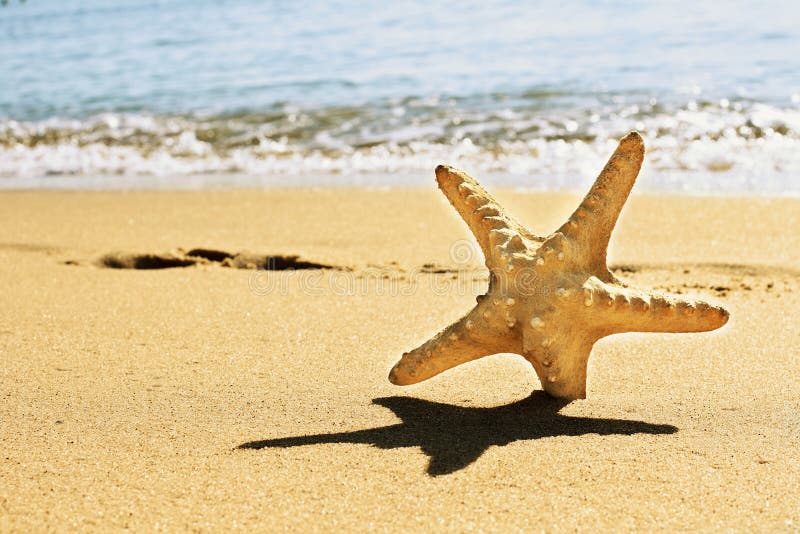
[1,188,798,531]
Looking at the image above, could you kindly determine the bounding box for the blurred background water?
[1,0,799,193]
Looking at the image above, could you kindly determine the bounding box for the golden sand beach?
[1,188,798,531]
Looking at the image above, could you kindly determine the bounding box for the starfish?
[389,132,729,399]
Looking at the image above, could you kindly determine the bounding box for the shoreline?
[1,172,799,198]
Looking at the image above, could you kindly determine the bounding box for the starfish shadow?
[238,392,677,476]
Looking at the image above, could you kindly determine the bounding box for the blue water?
[1,0,800,192]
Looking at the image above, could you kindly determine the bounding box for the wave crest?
[1,98,799,191]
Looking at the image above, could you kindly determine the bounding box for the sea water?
[1,0,799,193]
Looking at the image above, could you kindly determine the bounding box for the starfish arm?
[523,328,595,400]
[583,278,729,335]
[389,301,518,386]
[435,165,540,264]
[557,132,644,269]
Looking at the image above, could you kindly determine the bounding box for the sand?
[0,187,798,532]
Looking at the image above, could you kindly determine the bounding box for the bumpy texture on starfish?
[389,132,729,399]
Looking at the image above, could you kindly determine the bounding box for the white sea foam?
[1,100,799,194]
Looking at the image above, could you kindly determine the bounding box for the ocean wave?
[1,98,799,192]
